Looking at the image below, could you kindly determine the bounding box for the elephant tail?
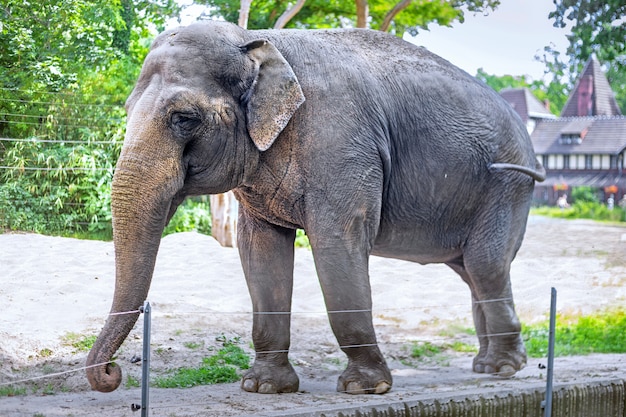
[490,162,546,182]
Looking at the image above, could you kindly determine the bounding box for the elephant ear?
[241,39,305,151]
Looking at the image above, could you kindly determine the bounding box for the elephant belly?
[372,228,463,265]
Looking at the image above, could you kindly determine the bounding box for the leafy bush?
[164,197,212,237]
[571,186,600,203]
[531,202,626,223]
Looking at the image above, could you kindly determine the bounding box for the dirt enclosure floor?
[1,215,625,416]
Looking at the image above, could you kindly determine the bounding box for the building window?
[610,155,618,169]
[559,134,583,145]
[563,155,570,169]
[542,155,549,169]
[585,155,593,169]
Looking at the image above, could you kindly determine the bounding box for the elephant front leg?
[237,212,299,394]
[312,247,392,395]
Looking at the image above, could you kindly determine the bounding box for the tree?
[195,0,500,36]
[547,0,626,111]
[475,68,566,114]
[0,0,182,236]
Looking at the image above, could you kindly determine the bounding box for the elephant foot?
[472,342,527,377]
[241,361,299,394]
[337,362,393,395]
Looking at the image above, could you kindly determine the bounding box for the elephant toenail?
[258,382,277,394]
[497,365,516,377]
[473,363,486,373]
[242,378,257,392]
[374,381,391,394]
[345,381,364,394]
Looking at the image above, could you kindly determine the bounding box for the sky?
[172,0,571,81]
[408,0,570,80]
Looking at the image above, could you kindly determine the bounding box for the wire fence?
[0,92,124,233]
[0,296,537,413]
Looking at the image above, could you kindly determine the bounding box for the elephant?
[86,20,545,395]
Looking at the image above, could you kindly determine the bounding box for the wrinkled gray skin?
[86,21,545,395]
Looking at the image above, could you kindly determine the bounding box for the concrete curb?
[252,379,625,417]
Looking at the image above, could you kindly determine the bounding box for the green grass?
[62,332,97,352]
[0,385,27,397]
[125,375,140,388]
[523,309,626,357]
[183,341,203,350]
[531,202,626,223]
[153,344,250,388]
[409,341,444,359]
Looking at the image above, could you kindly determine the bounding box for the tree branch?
[274,0,307,29]
[355,0,369,28]
[380,0,412,32]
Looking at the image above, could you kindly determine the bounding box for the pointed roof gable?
[560,58,622,117]
[500,88,555,122]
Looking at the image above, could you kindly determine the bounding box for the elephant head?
[86,22,304,393]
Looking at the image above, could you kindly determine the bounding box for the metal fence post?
[140,301,151,417]
[542,288,557,417]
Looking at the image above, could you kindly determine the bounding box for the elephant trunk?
[86,147,183,392]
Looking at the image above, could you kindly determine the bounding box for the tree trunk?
[380,0,412,32]
[274,0,307,29]
[210,193,238,248]
[355,0,369,28]
[238,0,253,29]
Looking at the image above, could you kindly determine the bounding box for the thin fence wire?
[0,137,119,145]
[0,299,523,389]
[0,86,122,99]
[0,97,121,108]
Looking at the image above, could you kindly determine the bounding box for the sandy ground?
[0,215,625,416]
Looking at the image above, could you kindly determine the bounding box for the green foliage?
[0,112,123,238]
[0,385,27,397]
[294,228,310,248]
[475,68,565,114]
[125,375,141,388]
[531,202,626,223]
[163,197,212,236]
[153,344,250,388]
[197,0,499,36]
[547,1,626,112]
[0,1,199,240]
[409,341,443,358]
[62,332,98,352]
[523,309,626,357]
[571,186,600,203]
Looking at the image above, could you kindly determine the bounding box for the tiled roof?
[531,116,626,154]
[560,58,622,117]
[500,88,555,122]
[540,171,626,189]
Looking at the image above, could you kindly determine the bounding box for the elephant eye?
[170,111,202,133]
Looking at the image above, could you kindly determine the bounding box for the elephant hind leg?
[446,252,527,377]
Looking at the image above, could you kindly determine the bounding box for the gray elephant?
[86,21,545,395]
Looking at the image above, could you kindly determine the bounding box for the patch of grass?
[531,203,626,223]
[0,385,27,397]
[183,341,203,350]
[409,341,444,359]
[62,332,97,352]
[125,375,140,388]
[38,348,53,358]
[153,344,250,388]
[448,341,478,353]
[523,309,626,357]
